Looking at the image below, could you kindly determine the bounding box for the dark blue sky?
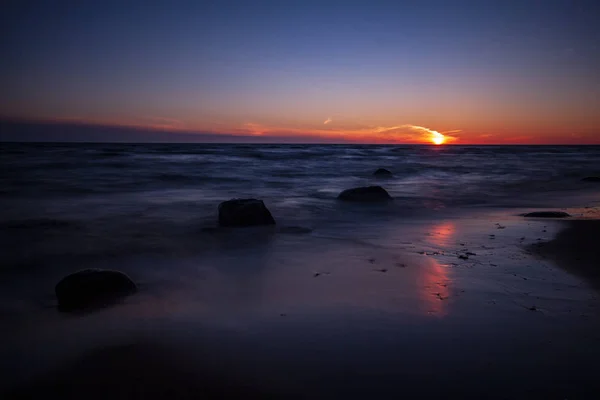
[2,0,599,143]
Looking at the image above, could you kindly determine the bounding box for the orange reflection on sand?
[427,221,456,249]
[419,258,451,316]
[420,221,455,316]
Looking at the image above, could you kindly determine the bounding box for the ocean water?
[1,143,599,268]
[3,143,600,398]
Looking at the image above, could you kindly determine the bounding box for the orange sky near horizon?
[3,2,600,145]
[18,114,599,145]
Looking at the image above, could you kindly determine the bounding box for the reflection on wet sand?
[419,221,456,316]
[418,258,451,316]
[427,220,456,249]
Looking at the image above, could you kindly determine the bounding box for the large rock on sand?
[55,269,137,311]
[373,168,393,177]
[523,211,570,218]
[218,199,276,227]
[338,186,392,202]
[582,177,600,182]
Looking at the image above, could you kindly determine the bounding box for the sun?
[431,131,446,145]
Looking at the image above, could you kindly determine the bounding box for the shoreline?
[3,201,600,399]
[529,218,600,289]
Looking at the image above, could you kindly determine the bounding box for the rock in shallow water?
[373,168,392,177]
[218,198,276,227]
[55,269,137,311]
[581,177,600,182]
[279,226,313,234]
[523,211,570,218]
[338,186,392,202]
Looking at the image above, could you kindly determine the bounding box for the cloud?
[402,125,459,143]
[233,122,459,144]
[139,116,186,130]
[243,122,267,136]
[324,117,332,125]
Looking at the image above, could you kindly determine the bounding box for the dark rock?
[338,186,392,202]
[55,269,137,311]
[581,176,600,182]
[523,211,570,218]
[218,198,276,227]
[373,168,392,177]
[279,226,312,234]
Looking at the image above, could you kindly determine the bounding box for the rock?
[279,226,312,234]
[582,176,600,182]
[373,168,392,177]
[523,211,570,218]
[55,269,137,311]
[218,198,276,227]
[338,186,392,202]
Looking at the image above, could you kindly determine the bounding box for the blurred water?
[1,143,599,267]
[2,143,600,398]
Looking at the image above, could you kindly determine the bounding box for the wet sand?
[3,206,600,399]
[529,219,600,289]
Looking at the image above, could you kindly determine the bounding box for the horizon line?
[1,116,599,145]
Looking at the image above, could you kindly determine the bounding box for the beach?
[1,144,600,398]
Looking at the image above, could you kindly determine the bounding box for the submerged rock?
[373,168,393,177]
[338,186,392,202]
[523,211,570,218]
[279,226,313,234]
[218,198,276,227]
[581,177,600,182]
[55,269,137,311]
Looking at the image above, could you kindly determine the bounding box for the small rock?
[218,198,276,227]
[337,186,392,202]
[528,306,537,311]
[581,177,600,182]
[280,226,312,234]
[466,252,476,256]
[523,211,570,218]
[55,269,137,311]
[373,168,393,177]
[458,255,469,260]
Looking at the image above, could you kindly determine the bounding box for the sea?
[2,143,600,397]
[1,143,599,269]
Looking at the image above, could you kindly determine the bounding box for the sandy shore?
[3,205,600,399]
[6,342,284,399]
[529,219,600,289]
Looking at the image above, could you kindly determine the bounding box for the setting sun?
[431,131,446,145]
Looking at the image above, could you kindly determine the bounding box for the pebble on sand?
[523,211,570,218]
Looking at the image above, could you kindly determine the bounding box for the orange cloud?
[228,122,460,144]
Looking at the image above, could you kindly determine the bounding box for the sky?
[1,0,599,144]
